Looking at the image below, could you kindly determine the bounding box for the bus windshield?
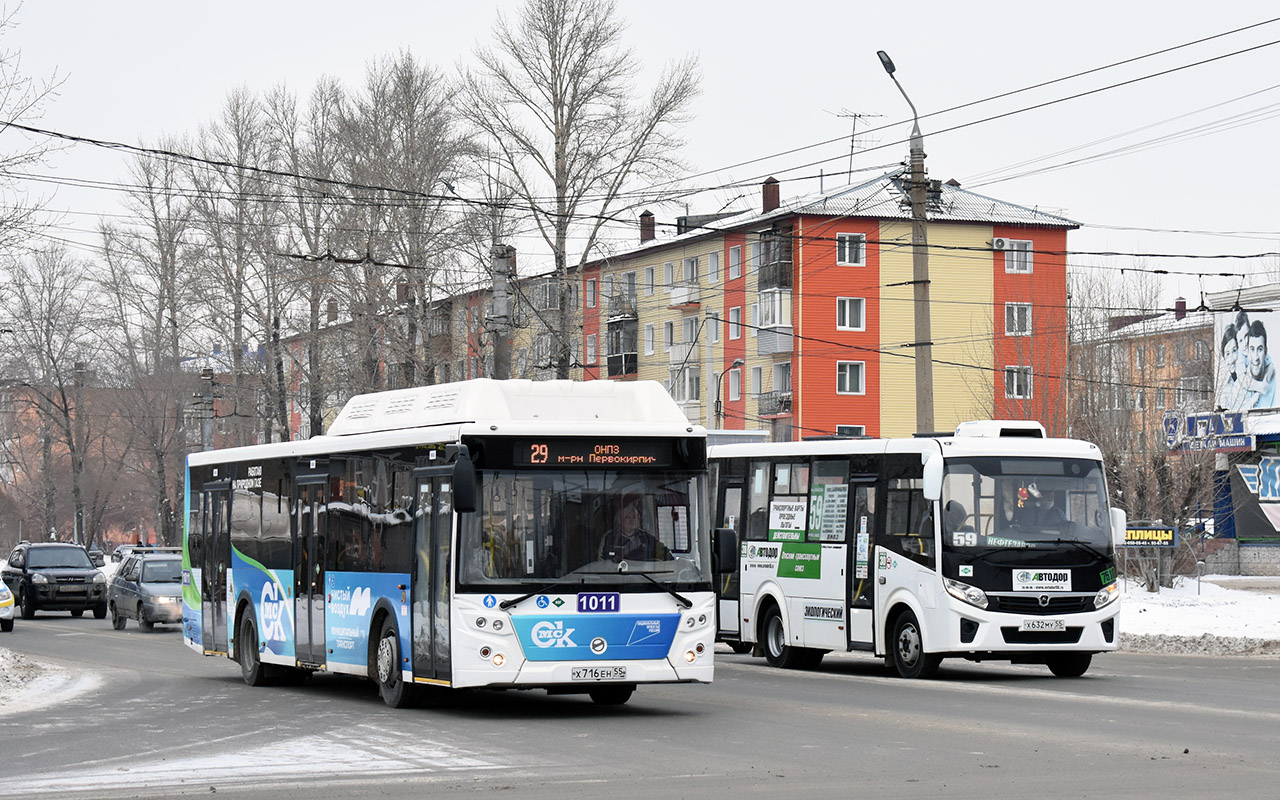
[459,469,710,587]
[940,457,1111,554]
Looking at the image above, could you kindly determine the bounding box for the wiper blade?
[620,564,692,609]
[498,577,585,610]
[1025,539,1107,559]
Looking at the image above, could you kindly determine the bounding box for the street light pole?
[877,50,934,434]
[715,358,746,428]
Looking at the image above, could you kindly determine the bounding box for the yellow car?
[0,578,14,632]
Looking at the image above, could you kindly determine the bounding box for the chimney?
[762,177,780,213]
[1175,297,1187,321]
[639,211,655,243]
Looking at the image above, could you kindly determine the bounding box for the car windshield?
[27,547,95,569]
[459,469,711,587]
[941,456,1112,554]
[141,559,182,582]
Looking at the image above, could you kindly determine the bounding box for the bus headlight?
[943,578,988,609]
[1094,583,1118,609]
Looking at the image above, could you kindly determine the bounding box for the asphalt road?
[3,613,1279,799]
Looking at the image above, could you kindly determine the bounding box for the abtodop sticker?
[1013,569,1071,592]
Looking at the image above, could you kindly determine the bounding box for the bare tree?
[461,0,700,377]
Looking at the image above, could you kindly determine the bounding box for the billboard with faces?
[1216,309,1280,412]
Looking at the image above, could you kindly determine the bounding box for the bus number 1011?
[577,592,620,613]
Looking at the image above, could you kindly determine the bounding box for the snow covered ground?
[0,574,1276,715]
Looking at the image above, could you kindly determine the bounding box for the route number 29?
[530,443,549,464]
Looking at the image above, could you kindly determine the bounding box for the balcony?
[757,328,793,355]
[757,260,793,290]
[607,295,638,320]
[668,281,701,307]
[669,342,699,364]
[758,391,792,417]
[607,352,638,377]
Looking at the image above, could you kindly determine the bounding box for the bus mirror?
[922,453,943,501]
[1110,507,1127,547]
[712,527,739,574]
[453,454,478,513]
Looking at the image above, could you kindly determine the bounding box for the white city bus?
[712,420,1126,678]
[183,379,735,706]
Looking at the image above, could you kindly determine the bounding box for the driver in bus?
[1007,482,1067,529]
[600,494,669,562]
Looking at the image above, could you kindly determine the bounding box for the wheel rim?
[377,633,396,685]
[896,620,921,667]
[766,615,785,658]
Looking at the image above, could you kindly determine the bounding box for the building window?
[729,306,742,340]
[759,290,791,329]
[710,251,721,283]
[1156,342,1166,366]
[586,279,596,308]
[645,324,654,355]
[711,313,721,343]
[1005,302,1032,336]
[750,242,761,271]
[645,265,655,296]
[683,256,699,283]
[585,334,597,364]
[1005,366,1033,399]
[836,297,865,331]
[728,368,742,402]
[837,233,866,266]
[1136,346,1146,370]
[729,246,742,280]
[774,362,792,395]
[1004,239,1034,273]
[664,261,675,288]
[836,424,865,437]
[1157,388,1167,409]
[664,321,674,350]
[836,361,865,395]
[1193,340,1208,361]
[751,365,762,395]
[750,303,758,337]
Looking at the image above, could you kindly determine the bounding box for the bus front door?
[846,480,877,648]
[201,485,230,654]
[715,480,744,641]
[294,481,327,665]
[412,471,453,684]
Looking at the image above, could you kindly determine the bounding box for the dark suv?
[1,542,108,619]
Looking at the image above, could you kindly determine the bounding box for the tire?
[238,611,273,687]
[93,602,107,620]
[1046,652,1092,678]
[110,603,126,631]
[1,618,12,632]
[70,609,85,618]
[20,590,36,620]
[760,605,804,669]
[890,610,942,679]
[728,642,753,655]
[371,616,413,708]
[589,684,635,705]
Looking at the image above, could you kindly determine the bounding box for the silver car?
[0,578,14,631]
[108,553,183,631]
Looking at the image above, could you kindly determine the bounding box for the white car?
[0,578,14,632]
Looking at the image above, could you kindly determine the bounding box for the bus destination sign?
[513,438,674,468]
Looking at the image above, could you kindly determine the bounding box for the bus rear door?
[201,483,230,654]
[294,479,327,665]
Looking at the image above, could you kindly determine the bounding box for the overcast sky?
[8,0,1280,310]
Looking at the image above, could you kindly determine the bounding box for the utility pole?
[878,51,934,433]
[491,243,514,380]
[704,309,716,429]
[201,368,215,451]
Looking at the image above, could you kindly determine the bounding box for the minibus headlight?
[943,577,988,609]
[1094,583,1119,609]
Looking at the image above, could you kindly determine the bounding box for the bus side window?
[746,461,770,541]
[884,478,934,567]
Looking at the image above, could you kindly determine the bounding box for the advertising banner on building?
[1215,309,1280,412]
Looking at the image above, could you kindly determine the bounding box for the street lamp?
[714,358,746,428]
[877,50,934,433]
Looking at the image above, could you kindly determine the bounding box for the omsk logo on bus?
[259,579,291,650]
[1013,570,1071,592]
[511,614,682,662]
[531,620,577,648]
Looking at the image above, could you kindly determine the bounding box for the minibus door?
[715,480,744,640]
[846,479,877,648]
[412,470,453,683]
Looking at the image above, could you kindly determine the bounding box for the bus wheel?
[239,612,273,687]
[1046,652,1092,677]
[589,684,634,706]
[761,605,804,669]
[891,610,941,679]
[373,617,414,708]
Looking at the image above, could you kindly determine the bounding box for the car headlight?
[1094,583,1118,609]
[944,577,989,609]
[0,584,11,600]
[93,572,107,584]
[31,573,49,584]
